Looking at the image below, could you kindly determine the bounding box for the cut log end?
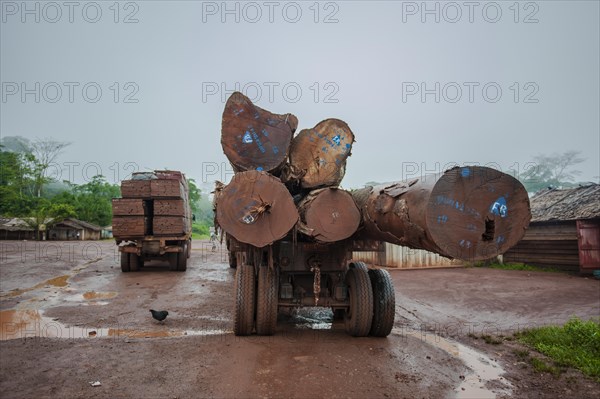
[287,118,354,189]
[215,171,298,248]
[426,166,531,261]
[221,92,297,174]
[352,166,531,262]
[299,188,361,243]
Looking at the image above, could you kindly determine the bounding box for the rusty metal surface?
[577,220,600,271]
[215,171,298,248]
[352,166,531,261]
[221,91,297,174]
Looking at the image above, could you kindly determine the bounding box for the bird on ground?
[150,309,169,323]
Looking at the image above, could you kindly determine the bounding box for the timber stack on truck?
[113,170,192,272]
[214,92,532,337]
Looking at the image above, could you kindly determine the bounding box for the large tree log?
[284,119,354,189]
[352,166,531,261]
[297,188,361,243]
[215,171,299,248]
[221,92,298,174]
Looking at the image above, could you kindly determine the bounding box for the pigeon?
[150,309,169,323]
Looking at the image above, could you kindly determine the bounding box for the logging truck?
[216,91,531,337]
[112,170,192,272]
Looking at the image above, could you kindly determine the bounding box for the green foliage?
[2,142,119,229]
[517,317,600,380]
[473,262,562,273]
[192,222,210,239]
[188,179,201,215]
[52,176,120,227]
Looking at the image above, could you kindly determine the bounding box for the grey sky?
[1,0,599,191]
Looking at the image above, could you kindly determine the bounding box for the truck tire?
[177,242,188,271]
[120,252,130,272]
[228,251,237,268]
[169,253,178,271]
[256,265,278,335]
[350,261,368,272]
[234,264,256,336]
[130,253,140,272]
[368,269,395,337]
[344,267,373,337]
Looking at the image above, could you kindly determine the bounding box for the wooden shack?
[48,218,102,241]
[503,184,600,274]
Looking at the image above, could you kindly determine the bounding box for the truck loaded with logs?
[112,170,192,272]
[215,92,532,337]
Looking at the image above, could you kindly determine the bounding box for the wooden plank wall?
[503,221,580,272]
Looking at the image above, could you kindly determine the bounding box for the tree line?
[0,136,209,236]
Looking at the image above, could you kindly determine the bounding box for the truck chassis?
[227,236,395,337]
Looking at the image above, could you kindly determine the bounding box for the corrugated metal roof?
[53,218,102,231]
[530,184,600,222]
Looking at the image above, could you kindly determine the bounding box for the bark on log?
[284,119,354,189]
[352,166,531,261]
[297,188,361,243]
[215,170,299,248]
[221,92,298,174]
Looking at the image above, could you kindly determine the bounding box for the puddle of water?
[45,275,69,287]
[290,307,334,330]
[0,309,230,341]
[393,328,512,398]
[1,275,71,298]
[82,291,118,300]
[200,270,230,282]
[0,309,108,340]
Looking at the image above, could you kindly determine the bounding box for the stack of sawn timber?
[113,171,191,238]
[216,91,360,248]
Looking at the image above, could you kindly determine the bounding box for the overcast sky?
[1,0,598,191]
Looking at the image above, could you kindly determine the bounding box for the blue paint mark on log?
[437,215,448,223]
[242,132,253,143]
[262,129,269,137]
[272,146,279,155]
[332,135,341,145]
[461,167,470,177]
[490,197,508,218]
[256,167,264,171]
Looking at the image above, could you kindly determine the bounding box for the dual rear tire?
[233,264,278,336]
[344,262,395,337]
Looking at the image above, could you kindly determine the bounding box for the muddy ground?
[0,240,598,398]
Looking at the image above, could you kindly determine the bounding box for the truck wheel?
[344,267,373,337]
[234,264,256,336]
[350,261,368,272]
[177,242,188,271]
[169,253,178,271]
[256,265,278,335]
[228,251,237,268]
[368,269,395,337]
[120,252,130,272]
[130,253,140,272]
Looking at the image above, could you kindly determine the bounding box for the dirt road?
[1,240,598,398]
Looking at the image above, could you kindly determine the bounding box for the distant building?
[101,226,113,239]
[48,218,102,241]
[504,184,600,274]
[352,240,462,269]
[0,218,37,240]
